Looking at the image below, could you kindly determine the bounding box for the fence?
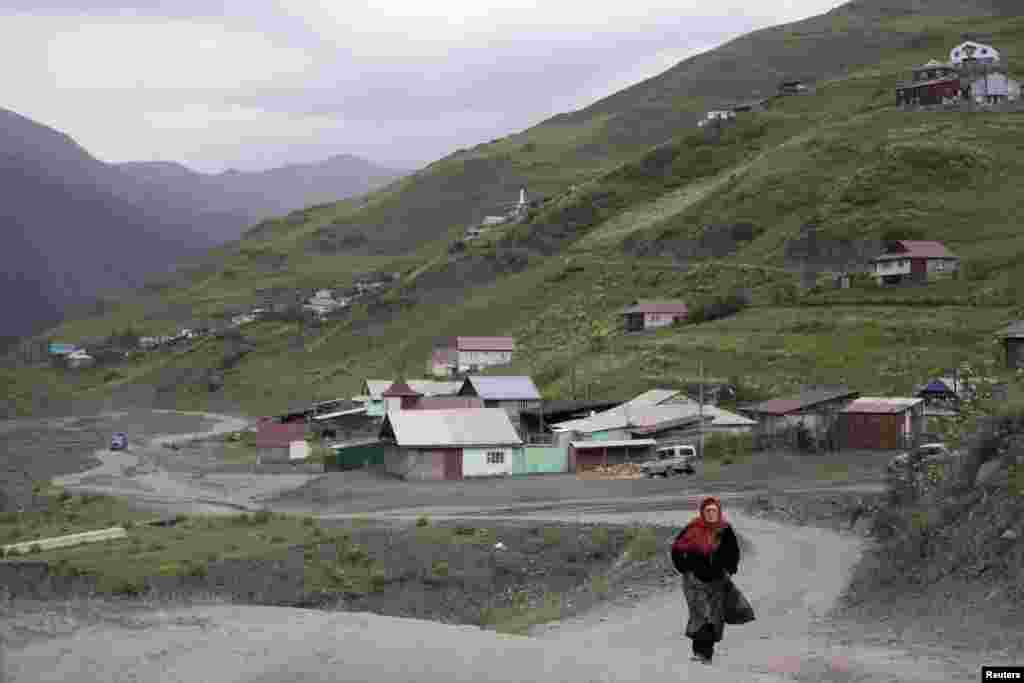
[514,446,568,475]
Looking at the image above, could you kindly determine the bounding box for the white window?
[936,261,945,271]
[486,451,505,464]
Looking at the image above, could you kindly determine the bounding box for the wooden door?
[442,449,463,480]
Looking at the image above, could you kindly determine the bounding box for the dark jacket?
[671,524,740,582]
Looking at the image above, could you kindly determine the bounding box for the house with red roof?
[869,240,959,286]
[428,336,516,376]
[620,300,689,332]
[740,386,860,450]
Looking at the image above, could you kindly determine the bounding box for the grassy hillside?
[8,5,1024,418]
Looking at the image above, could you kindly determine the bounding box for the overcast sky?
[4,1,842,173]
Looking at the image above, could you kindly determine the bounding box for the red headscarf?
[674,496,728,556]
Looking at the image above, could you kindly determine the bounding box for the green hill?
[7,2,1024,418]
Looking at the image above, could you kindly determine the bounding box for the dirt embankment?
[0,518,679,650]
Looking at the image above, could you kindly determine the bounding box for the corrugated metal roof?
[364,380,462,399]
[455,336,516,351]
[384,408,522,447]
[462,376,541,400]
[629,389,681,407]
[570,439,657,449]
[840,397,924,414]
[742,386,858,416]
[553,398,756,433]
[872,241,957,260]
[313,407,368,421]
[620,300,689,316]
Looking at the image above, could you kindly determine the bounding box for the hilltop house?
[839,397,925,451]
[428,336,516,376]
[698,110,736,128]
[897,43,1020,106]
[620,300,688,332]
[869,241,959,285]
[377,408,524,480]
[740,386,860,449]
[896,59,963,106]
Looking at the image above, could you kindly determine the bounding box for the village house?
[838,397,925,451]
[457,376,542,433]
[254,418,310,464]
[869,240,959,285]
[896,59,963,106]
[897,42,1020,107]
[740,386,860,449]
[377,408,524,480]
[550,389,756,460]
[429,337,516,376]
[359,379,462,417]
[698,110,736,128]
[303,289,348,319]
[310,399,372,441]
[519,399,626,441]
[778,79,809,95]
[620,300,689,332]
[998,321,1024,370]
[65,349,95,370]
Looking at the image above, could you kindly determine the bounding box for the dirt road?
[5,505,995,682]
[1,411,1011,681]
[48,410,318,516]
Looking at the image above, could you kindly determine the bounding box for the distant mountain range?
[0,107,406,343]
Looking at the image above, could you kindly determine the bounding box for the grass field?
[8,8,1024,418]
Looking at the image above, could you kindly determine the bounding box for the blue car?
[110,432,128,450]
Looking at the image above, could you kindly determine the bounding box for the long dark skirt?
[681,572,728,642]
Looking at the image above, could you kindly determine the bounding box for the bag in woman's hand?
[723,578,756,625]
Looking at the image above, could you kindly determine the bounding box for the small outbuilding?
[620,300,689,332]
[839,397,925,451]
[998,321,1024,371]
[569,439,657,473]
[740,386,860,448]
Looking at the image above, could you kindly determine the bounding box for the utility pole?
[699,360,705,458]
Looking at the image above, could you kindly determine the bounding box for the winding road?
[2,411,1001,681]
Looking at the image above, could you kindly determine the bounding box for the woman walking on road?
[672,495,741,665]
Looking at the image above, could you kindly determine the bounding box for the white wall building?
[950,41,1001,65]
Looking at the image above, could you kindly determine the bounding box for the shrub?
[625,527,658,561]
[590,526,610,548]
[270,535,287,544]
[174,513,189,526]
[688,291,750,325]
[146,542,167,553]
[302,516,315,527]
[112,579,145,595]
[591,574,610,597]
[431,560,450,578]
[29,543,42,555]
[252,509,273,525]
[416,515,430,528]
[541,527,562,547]
[454,525,476,537]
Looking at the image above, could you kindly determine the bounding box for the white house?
[429,336,516,375]
[698,110,736,127]
[950,41,1001,65]
[969,72,1021,102]
[378,408,523,480]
